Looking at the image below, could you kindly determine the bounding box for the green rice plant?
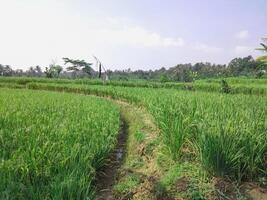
[198,125,267,181]
[1,76,266,96]
[0,88,120,199]
[150,97,190,160]
[196,95,267,181]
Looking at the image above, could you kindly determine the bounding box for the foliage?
[228,56,257,76]
[26,66,42,77]
[256,56,267,75]
[44,63,63,78]
[0,64,12,76]
[159,74,169,83]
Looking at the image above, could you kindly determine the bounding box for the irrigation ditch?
[96,116,128,199]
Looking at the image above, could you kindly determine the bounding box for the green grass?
[0,88,120,199]
[158,162,209,199]
[114,174,141,195]
[133,130,146,143]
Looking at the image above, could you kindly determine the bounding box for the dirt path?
[95,100,164,200]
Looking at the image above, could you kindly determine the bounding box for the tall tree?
[34,65,42,76]
[44,62,63,78]
[27,67,36,76]
[63,58,93,77]
[228,56,256,76]
[0,64,13,76]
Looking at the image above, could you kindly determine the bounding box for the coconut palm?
[256,38,267,52]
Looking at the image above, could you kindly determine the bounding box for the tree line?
[1,39,266,81]
[1,55,266,81]
[100,55,267,81]
[0,58,96,79]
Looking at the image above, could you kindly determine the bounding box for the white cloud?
[106,17,121,26]
[234,45,252,55]
[193,43,222,53]
[96,26,185,47]
[236,30,249,39]
[103,17,185,47]
[162,37,185,47]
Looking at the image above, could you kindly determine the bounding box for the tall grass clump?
[196,95,267,181]
[148,95,198,161]
[153,101,187,160]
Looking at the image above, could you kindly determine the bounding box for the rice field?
[0,88,120,199]
[0,78,267,199]
[25,82,267,181]
[0,76,266,96]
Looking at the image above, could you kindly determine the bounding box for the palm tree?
[256,38,267,52]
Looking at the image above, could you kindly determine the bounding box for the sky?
[0,0,266,71]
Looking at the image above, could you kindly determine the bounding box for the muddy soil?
[96,116,128,200]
